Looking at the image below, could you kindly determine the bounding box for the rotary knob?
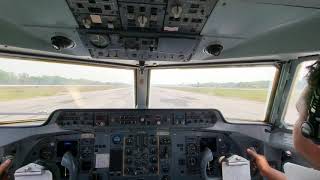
[125,167,132,174]
[161,175,170,180]
[150,148,157,154]
[82,17,92,29]
[188,157,197,166]
[96,121,105,126]
[140,117,145,124]
[137,15,148,28]
[162,164,170,173]
[125,148,132,155]
[150,137,157,145]
[126,138,133,145]
[171,5,183,18]
[150,156,158,163]
[160,147,169,159]
[150,166,158,173]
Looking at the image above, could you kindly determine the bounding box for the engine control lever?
[61,152,78,180]
[200,147,215,180]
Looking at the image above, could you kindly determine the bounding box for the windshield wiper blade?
[0,118,46,125]
[0,112,48,115]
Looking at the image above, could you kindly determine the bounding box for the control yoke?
[61,152,78,180]
[200,147,214,180]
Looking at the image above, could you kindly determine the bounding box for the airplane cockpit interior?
[1,0,320,179]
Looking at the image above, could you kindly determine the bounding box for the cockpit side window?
[283,60,317,126]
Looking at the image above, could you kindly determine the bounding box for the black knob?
[125,167,132,174]
[188,157,197,166]
[126,138,133,145]
[150,156,158,163]
[188,144,197,154]
[125,148,132,155]
[162,164,169,173]
[150,148,157,154]
[150,137,157,145]
[160,138,170,145]
[160,147,169,159]
[150,166,158,173]
[133,170,139,176]
[161,175,169,180]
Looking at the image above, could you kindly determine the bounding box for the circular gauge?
[88,34,110,48]
[112,135,121,144]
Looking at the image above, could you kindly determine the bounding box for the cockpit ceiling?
[1,0,320,66]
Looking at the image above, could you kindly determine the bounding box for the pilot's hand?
[0,159,12,180]
[247,148,271,177]
[247,148,287,180]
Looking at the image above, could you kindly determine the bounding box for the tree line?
[0,69,123,85]
[158,81,272,89]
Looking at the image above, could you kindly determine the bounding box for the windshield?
[149,66,277,121]
[0,57,134,125]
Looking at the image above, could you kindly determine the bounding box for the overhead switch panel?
[66,0,218,61]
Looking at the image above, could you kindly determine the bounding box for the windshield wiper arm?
[0,112,49,115]
[0,118,46,125]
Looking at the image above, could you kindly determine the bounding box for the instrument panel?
[55,109,219,130]
[2,109,264,180]
[21,131,241,180]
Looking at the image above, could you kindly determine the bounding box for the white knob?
[137,16,148,28]
[82,18,92,29]
[171,5,183,19]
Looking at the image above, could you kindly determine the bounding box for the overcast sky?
[151,67,277,85]
[0,57,134,84]
[0,57,280,85]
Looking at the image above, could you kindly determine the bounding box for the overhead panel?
[118,2,166,32]
[164,0,217,34]
[67,0,121,30]
[65,0,218,61]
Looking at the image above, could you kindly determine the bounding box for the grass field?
[162,86,269,102]
[0,85,122,102]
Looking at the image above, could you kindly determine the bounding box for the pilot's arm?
[247,148,287,180]
[0,159,12,180]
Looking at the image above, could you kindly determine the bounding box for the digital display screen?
[110,149,123,172]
